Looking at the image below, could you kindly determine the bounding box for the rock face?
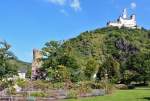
[115,38,138,53]
[31,49,42,80]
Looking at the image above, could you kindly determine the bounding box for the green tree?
[98,56,120,83]
[85,58,99,80]
[46,65,70,82]
[124,53,150,84]
[0,41,17,79]
[42,41,62,69]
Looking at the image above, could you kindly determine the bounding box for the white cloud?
[130,2,137,9]
[47,0,66,5]
[45,0,82,12]
[60,9,69,16]
[70,0,81,11]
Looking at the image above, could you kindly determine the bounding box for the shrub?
[16,79,28,88]
[67,89,78,99]
[30,92,48,97]
[64,80,74,89]
[75,81,92,96]
[99,81,114,94]
[0,80,13,91]
[32,80,50,90]
[91,82,104,89]
[7,87,16,95]
[78,85,92,96]
[47,65,71,83]
[53,82,65,89]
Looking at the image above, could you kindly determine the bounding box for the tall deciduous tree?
[0,41,17,79]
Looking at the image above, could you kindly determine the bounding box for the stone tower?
[31,49,42,80]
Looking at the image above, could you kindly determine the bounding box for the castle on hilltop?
[107,9,139,29]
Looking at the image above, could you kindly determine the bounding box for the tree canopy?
[0,41,17,79]
[41,27,150,84]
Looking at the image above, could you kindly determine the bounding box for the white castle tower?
[107,8,138,29]
[122,8,128,19]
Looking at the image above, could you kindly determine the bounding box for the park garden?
[0,27,150,100]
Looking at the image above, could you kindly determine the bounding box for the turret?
[131,14,136,21]
[122,8,128,19]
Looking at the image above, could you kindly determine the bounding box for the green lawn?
[64,87,150,101]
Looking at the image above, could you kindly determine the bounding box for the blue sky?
[0,0,149,62]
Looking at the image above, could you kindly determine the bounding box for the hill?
[8,59,31,69]
[42,27,150,83]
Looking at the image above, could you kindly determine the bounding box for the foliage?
[7,87,16,95]
[0,41,18,79]
[41,41,83,82]
[32,80,50,91]
[77,84,92,96]
[124,53,150,84]
[98,56,120,83]
[26,68,31,78]
[16,79,28,88]
[0,40,30,80]
[0,80,13,91]
[52,82,65,89]
[41,27,150,84]
[30,92,48,97]
[84,58,99,80]
[67,89,78,99]
[47,65,70,83]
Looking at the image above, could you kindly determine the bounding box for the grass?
[64,87,150,101]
